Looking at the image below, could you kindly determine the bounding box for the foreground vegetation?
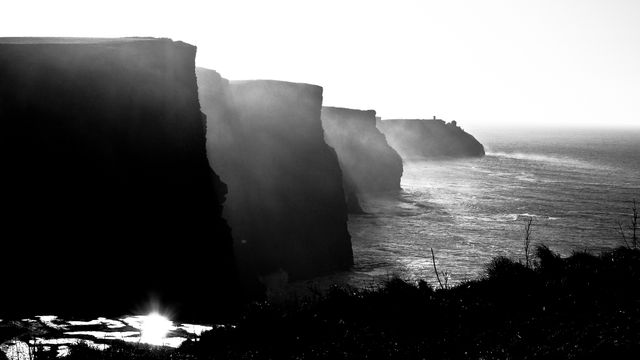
[14,245,640,360]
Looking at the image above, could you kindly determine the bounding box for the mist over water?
[322,127,640,287]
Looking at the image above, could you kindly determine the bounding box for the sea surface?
[299,126,640,289]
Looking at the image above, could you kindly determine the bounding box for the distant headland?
[378,116,485,160]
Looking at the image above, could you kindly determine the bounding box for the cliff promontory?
[377,118,485,159]
[321,107,403,212]
[0,38,236,320]
[197,68,353,281]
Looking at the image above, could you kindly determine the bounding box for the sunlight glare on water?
[139,313,173,346]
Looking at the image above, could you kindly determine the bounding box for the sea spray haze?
[321,107,403,194]
[196,68,353,282]
[321,107,403,213]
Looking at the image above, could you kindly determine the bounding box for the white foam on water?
[67,317,125,329]
[36,315,67,330]
[486,151,611,171]
[180,324,214,336]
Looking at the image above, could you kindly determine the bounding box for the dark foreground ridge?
[11,246,640,360]
[321,107,403,213]
[196,68,353,281]
[185,246,640,359]
[0,37,237,321]
[378,118,485,159]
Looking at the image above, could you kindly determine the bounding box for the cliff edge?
[377,119,485,159]
[321,107,403,212]
[197,68,353,281]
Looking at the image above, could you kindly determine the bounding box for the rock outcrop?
[377,119,485,159]
[321,107,403,212]
[0,38,236,320]
[197,68,353,281]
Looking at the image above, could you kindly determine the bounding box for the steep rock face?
[0,38,236,320]
[197,68,353,280]
[377,119,485,159]
[321,107,403,212]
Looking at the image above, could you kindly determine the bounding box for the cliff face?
[197,68,353,280]
[321,107,403,211]
[377,119,485,159]
[0,38,236,320]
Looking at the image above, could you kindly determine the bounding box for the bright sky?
[2,0,640,128]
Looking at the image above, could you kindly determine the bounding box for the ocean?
[319,126,640,288]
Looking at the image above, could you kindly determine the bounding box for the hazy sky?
[2,0,640,128]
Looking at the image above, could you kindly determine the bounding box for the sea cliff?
[0,38,236,320]
[321,107,403,212]
[377,118,485,159]
[197,68,353,281]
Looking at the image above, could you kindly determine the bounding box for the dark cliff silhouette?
[0,38,237,321]
[321,107,403,213]
[196,68,353,281]
[377,118,485,159]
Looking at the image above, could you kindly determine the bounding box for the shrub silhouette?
[24,245,640,360]
[485,255,535,284]
[535,244,563,270]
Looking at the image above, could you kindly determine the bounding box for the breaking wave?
[486,151,602,169]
